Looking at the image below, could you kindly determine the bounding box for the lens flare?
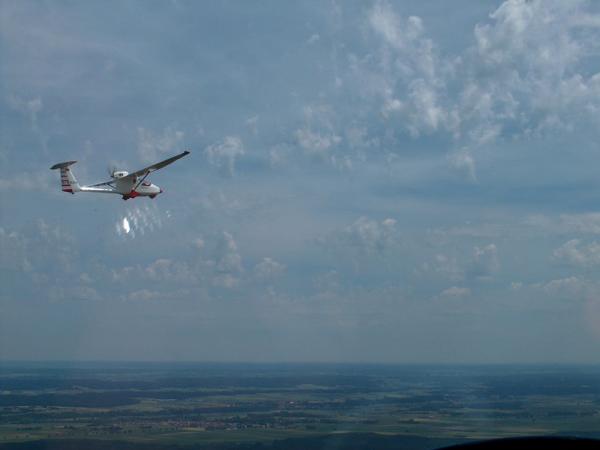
[122,217,131,234]
[115,203,168,239]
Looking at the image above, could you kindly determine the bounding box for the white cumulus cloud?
[323,217,398,260]
[204,136,245,176]
[215,231,243,274]
[254,257,286,280]
[553,239,600,267]
[137,126,184,163]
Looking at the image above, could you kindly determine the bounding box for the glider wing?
[122,150,190,182]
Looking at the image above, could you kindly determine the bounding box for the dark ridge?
[6,436,596,450]
[0,434,465,450]
[439,436,600,450]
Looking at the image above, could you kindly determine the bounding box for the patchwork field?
[1,363,600,449]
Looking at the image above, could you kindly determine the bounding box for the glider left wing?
[122,150,190,182]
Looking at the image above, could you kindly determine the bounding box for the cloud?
[449,151,477,182]
[313,270,341,293]
[360,0,600,167]
[429,254,464,282]
[110,232,246,292]
[0,227,31,272]
[8,95,42,131]
[367,2,456,137]
[430,223,505,240]
[439,286,471,298]
[553,239,600,267]
[137,127,185,164]
[7,94,48,153]
[0,170,53,192]
[210,231,247,288]
[49,285,102,302]
[542,276,585,296]
[34,220,77,272]
[204,136,245,176]
[466,0,600,136]
[525,213,600,236]
[143,258,196,283]
[557,214,600,235]
[126,289,164,301]
[474,1,581,71]
[212,273,239,289]
[368,4,438,84]
[193,237,205,250]
[245,115,259,135]
[214,231,243,275]
[406,79,448,136]
[470,244,499,279]
[326,216,397,255]
[306,33,320,45]
[113,258,198,284]
[345,126,377,150]
[510,281,523,290]
[268,144,290,168]
[0,220,80,291]
[295,128,341,157]
[254,257,286,280]
[294,104,343,163]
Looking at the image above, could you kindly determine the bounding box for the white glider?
[50,151,190,200]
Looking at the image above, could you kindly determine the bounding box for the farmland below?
[1,363,600,449]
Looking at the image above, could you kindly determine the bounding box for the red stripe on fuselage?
[122,190,141,200]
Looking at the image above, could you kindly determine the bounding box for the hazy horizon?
[16,358,595,368]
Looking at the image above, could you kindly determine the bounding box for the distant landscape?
[1,363,600,449]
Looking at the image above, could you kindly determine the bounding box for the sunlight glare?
[122,217,131,234]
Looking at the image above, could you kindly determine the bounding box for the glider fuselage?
[111,172,162,199]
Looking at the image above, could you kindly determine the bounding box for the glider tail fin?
[50,161,81,194]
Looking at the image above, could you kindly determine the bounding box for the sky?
[2,0,600,363]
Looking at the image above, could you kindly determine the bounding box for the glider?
[50,151,190,200]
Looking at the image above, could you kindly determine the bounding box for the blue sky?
[3,0,600,363]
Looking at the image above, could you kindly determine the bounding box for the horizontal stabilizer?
[50,161,77,170]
